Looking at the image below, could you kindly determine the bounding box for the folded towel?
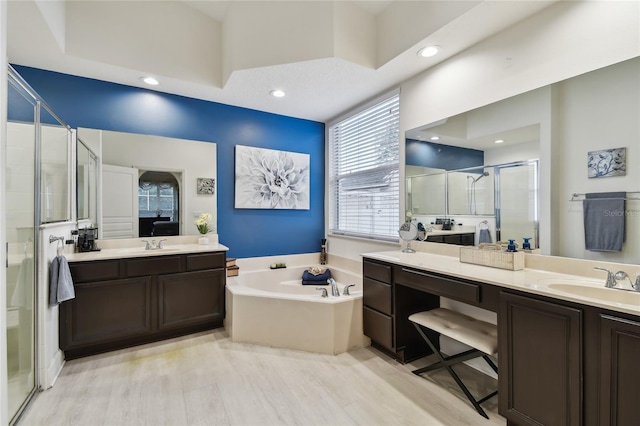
[49,255,75,306]
[583,192,626,252]
[302,269,331,283]
[302,280,330,286]
[478,229,492,244]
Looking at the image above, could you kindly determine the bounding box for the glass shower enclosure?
[5,66,72,424]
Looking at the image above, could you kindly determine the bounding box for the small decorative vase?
[198,236,209,245]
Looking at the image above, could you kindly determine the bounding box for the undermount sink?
[545,281,640,306]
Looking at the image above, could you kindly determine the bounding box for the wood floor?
[19,329,505,426]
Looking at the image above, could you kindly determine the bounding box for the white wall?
[328,0,639,261]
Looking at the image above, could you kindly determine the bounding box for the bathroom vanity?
[60,244,227,359]
[362,251,640,426]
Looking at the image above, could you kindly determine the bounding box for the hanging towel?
[49,255,75,306]
[583,192,626,252]
[301,269,331,285]
[478,229,492,244]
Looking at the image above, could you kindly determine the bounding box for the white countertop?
[362,250,640,317]
[65,241,228,262]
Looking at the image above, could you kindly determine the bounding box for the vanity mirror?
[76,128,217,239]
[405,57,640,263]
[76,139,97,227]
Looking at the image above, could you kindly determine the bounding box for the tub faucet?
[327,278,340,297]
[343,284,356,296]
[315,287,328,298]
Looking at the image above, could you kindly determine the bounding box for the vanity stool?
[409,308,498,419]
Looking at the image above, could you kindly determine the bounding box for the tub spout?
[327,278,340,297]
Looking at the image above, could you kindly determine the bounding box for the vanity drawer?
[396,267,480,304]
[126,256,182,277]
[69,260,121,283]
[363,306,394,351]
[186,252,225,271]
[363,260,392,284]
[363,277,393,315]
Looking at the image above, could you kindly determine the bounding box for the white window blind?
[329,93,400,241]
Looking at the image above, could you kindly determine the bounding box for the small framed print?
[197,177,215,195]
[587,147,626,178]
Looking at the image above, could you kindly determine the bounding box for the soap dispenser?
[522,238,532,251]
[507,239,517,252]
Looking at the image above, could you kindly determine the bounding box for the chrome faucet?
[315,287,328,297]
[594,267,616,288]
[327,278,340,297]
[613,271,640,292]
[141,239,167,250]
[343,284,356,296]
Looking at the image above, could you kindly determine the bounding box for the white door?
[101,164,138,239]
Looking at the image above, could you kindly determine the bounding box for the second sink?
[546,281,640,306]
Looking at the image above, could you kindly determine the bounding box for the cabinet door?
[158,269,225,330]
[60,277,152,348]
[499,292,582,426]
[600,314,640,426]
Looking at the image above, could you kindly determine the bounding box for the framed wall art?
[197,177,215,195]
[235,145,310,209]
[587,147,626,178]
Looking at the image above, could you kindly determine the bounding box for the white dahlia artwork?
[234,145,310,210]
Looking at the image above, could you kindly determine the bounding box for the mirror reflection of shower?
[467,171,490,215]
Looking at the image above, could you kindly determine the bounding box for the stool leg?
[411,323,490,419]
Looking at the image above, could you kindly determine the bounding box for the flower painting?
[235,145,310,209]
[587,147,626,178]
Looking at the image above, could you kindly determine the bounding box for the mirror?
[40,106,72,224]
[76,139,97,226]
[77,128,217,239]
[405,57,640,263]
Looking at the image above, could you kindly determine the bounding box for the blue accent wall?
[13,65,325,259]
[406,138,484,170]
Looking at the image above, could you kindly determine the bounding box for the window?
[329,92,400,241]
[138,171,179,220]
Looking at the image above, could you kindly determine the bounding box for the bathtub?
[225,265,369,355]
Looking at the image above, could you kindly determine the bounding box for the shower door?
[495,161,539,248]
[6,69,38,423]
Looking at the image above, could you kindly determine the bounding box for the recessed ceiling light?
[418,45,440,58]
[494,139,505,144]
[141,77,159,86]
[430,136,440,141]
[270,89,286,98]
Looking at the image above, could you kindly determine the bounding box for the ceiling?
[7,1,557,123]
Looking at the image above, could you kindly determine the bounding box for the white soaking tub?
[225,265,369,355]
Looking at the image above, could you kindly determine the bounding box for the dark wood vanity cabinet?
[364,255,640,425]
[599,314,640,426]
[426,232,474,245]
[60,251,225,359]
[499,292,583,426]
[499,292,640,426]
